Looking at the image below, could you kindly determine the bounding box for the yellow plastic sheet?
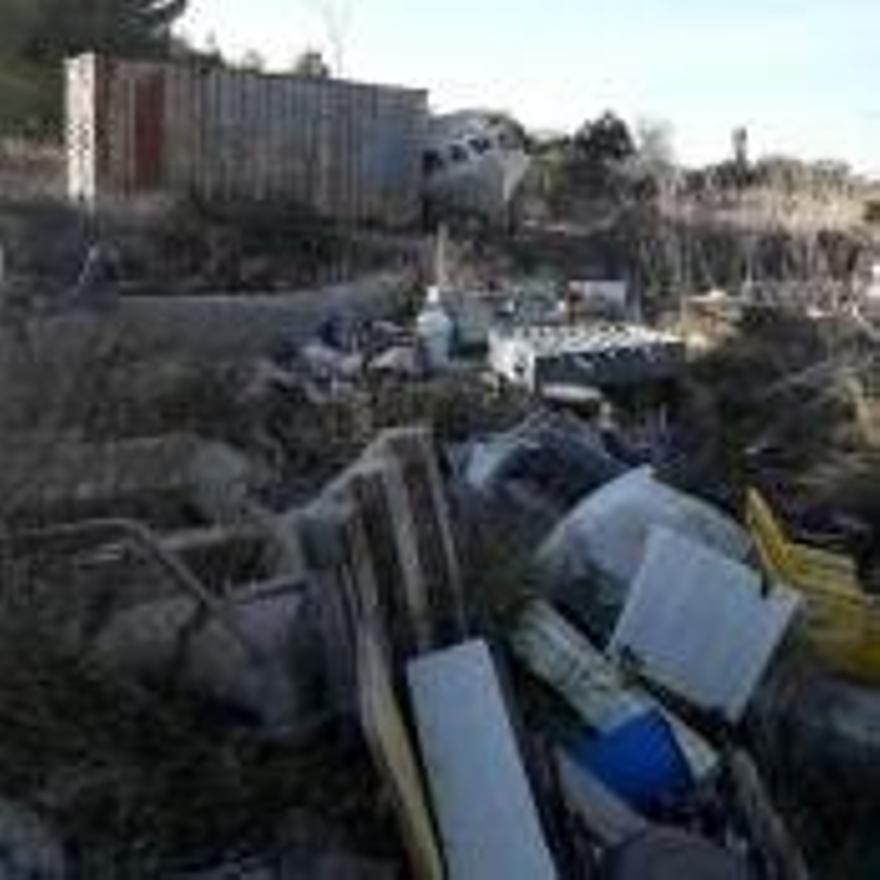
[746,488,880,682]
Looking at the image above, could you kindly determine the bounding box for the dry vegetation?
[0,289,541,873]
[0,137,64,202]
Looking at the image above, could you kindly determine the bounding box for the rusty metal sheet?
[134,72,164,189]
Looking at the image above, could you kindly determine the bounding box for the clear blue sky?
[180,0,880,174]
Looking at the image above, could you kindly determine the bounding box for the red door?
[134,73,165,190]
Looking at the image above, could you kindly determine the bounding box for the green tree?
[552,111,636,205]
[21,0,189,62]
[0,0,41,55]
[0,0,188,135]
[574,111,635,165]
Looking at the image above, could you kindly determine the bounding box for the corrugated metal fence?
[67,54,428,227]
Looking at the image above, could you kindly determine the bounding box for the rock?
[300,341,364,382]
[369,345,424,378]
[0,799,65,879]
[600,829,751,880]
[91,582,326,732]
[464,410,626,511]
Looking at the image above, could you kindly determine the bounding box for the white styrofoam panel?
[407,640,557,880]
[610,526,801,722]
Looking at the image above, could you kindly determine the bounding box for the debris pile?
[0,227,878,877]
[0,404,818,877]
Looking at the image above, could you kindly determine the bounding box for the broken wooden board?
[308,425,467,658]
[371,427,467,644]
[407,639,557,880]
[358,626,445,880]
[326,454,431,656]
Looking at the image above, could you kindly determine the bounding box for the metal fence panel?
[66,54,428,226]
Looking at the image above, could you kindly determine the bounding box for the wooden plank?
[327,455,432,656]
[358,626,445,880]
[372,427,467,643]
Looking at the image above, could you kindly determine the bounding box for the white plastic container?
[416,286,454,370]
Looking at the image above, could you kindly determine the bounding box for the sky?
[179,0,880,174]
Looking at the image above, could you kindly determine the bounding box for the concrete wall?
[1,271,413,363]
[115,271,413,358]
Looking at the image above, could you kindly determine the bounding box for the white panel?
[407,640,557,880]
[610,526,802,722]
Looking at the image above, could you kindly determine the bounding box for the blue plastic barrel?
[567,709,693,813]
